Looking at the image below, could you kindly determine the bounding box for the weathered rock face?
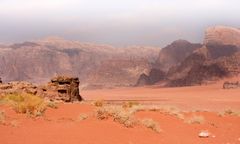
[135,69,166,86]
[223,81,240,89]
[0,76,82,102]
[204,26,240,46]
[155,40,202,71]
[166,51,240,87]
[0,81,40,95]
[136,26,240,87]
[45,76,82,102]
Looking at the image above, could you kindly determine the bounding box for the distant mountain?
[136,25,240,87]
[155,40,202,71]
[204,25,240,46]
[0,37,160,89]
[136,40,202,86]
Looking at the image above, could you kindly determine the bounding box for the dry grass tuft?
[141,105,185,119]
[93,100,105,107]
[185,115,205,124]
[3,93,47,117]
[46,101,58,109]
[218,109,240,117]
[95,105,137,127]
[141,118,161,133]
[122,101,139,108]
[77,113,88,121]
[0,110,6,125]
[10,120,19,127]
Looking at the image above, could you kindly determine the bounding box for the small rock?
[198,131,209,138]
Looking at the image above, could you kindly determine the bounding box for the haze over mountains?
[0,37,159,89]
[0,25,239,89]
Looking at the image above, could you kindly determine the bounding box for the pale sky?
[0,0,239,47]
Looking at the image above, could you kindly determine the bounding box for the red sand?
[82,82,240,112]
[0,103,240,144]
[0,83,240,144]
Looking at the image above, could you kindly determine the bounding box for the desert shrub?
[185,115,205,124]
[141,118,161,133]
[93,100,104,107]
[218,109,240,117]
[10,120,19,127]
[95,105,137,127]
[3,93,46,117]
[142,105,184,119]
[122,101,139,108]
[46,101,58,109]
[77,113,88,121]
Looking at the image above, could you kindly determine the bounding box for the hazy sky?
[0,0,239,47]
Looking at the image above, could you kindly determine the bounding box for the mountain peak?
[204,25,240,46]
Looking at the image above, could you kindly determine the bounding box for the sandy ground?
[0,103,240,144]
[0,82,240,144]
[82,82,240,112]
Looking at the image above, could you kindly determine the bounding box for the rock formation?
[0,81,40,95]
[0,76,82,102]
[223,81,240,89]
[155,40,202,71]
[0,78,2,83]
[136,25,240,87]
[135,69,166,86]
[45,76,82,102]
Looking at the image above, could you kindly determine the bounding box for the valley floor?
[82,81,240,112]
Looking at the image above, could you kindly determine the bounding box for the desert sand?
[0,80,240,144]
[82,81,240,112]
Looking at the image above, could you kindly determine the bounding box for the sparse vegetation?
[95,103,164,132]
[10,120,19,127]
[46,101,58,109]
[122,101,139,108]
[218,109,240,117]
[132,105,185,119]
[93,100,105,107]
[185,115,205,124]
[77,113,88,121]
[95,105,137,127]
[3,93,47,117]
[0,110,6,125]
[141,118,161,133]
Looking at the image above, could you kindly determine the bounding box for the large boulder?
[45,76,82,102]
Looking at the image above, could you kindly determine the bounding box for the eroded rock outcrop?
[155,40,202,71]
[45,76,82,102]
[0,76,83,102]
[135,69,166,86]
[0,81,40,95]
[223,81,240,89]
